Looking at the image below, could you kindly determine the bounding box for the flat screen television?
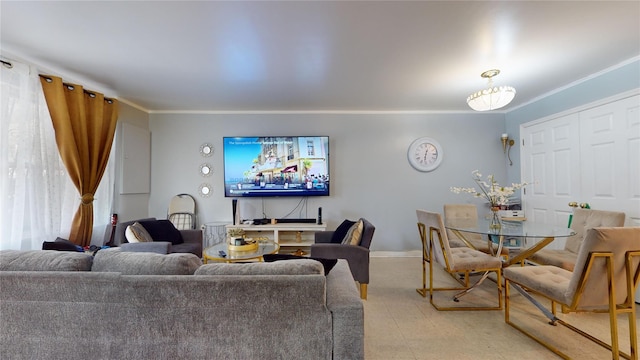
[223,136,329,197]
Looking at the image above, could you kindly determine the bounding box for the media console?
[225,223,327,255]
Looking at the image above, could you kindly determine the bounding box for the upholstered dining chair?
[416,209,503,311]
[310,218,375,300]
[527,208,626,271]
[503,227,639,360]
[443,204,509,259]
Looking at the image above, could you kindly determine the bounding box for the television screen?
[223,136,329,197]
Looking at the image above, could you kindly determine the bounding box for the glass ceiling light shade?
[467,69,516,111]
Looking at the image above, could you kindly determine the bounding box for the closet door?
[579,95,640,222]
[521,93,640,250]
[521,113,581,248]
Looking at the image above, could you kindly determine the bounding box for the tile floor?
[363,256,638,360]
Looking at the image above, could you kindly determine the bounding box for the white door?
[521,93,640,250]
[521,113,581,249]
[579,95,640,222]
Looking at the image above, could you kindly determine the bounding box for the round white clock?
[407,137,443,172]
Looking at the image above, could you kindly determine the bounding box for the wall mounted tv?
[223,136,330,197]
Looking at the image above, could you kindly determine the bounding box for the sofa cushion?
[195,259,324,276]
[263,253,338,275]
[0,250,93,271]
[125,222,153,243]
[139,219,184,245]
[331,219,356,243]
[92,248,201,275]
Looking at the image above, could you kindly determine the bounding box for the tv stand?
[226,223,327,254]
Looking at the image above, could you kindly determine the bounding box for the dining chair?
[416,209,503,311]
[504,227,639,360]
[443,204,509,259]
[527,208,625,271]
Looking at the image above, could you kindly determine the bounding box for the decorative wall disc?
[199,183,212,197]
[200,163,213,177]
[200,143,213,157]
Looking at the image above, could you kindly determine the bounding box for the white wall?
[148,113,506,252]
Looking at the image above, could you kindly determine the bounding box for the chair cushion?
[125,222,153,243]
[195,259,324,276]
[504,265,573,304]
[0,250,93,271]
[263,253,338,275]
[92,248,201,275]
[341,219,363,245]
[448,247,502,272]
[331,219,356,243]
[138,219,184,245]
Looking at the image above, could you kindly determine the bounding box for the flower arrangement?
[450,170,527,208]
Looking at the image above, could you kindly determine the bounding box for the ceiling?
[1,1,639,113]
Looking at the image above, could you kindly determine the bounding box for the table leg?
[503,236,555,267]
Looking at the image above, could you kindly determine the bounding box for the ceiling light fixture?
[467,69,516,111]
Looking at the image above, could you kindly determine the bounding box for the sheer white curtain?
[0,59,114,250]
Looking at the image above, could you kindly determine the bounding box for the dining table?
[433,218,577,302]
[446,218,577,267]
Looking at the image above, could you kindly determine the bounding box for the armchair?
[310,218,375,299]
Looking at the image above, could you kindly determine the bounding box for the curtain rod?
[39,74,115,104]
[1,59,13,68]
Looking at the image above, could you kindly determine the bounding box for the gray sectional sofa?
[0,249,364,360]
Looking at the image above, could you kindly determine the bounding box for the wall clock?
[407,137,443,172]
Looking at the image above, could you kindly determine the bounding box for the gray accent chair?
[310,218,375,300]
[104,217,202,257]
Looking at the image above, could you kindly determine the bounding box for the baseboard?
[370,250,421,258]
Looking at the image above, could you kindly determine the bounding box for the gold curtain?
[40,75,118,247]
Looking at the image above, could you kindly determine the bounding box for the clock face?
[408,137,443,172]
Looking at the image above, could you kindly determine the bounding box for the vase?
[489,206,502,230]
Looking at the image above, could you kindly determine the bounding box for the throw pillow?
[138,220,184,245]
[263,253,338,275]
[341,219,364,245]
[42,237,84,252]
[330,219,356,243]
[125,222,153,243]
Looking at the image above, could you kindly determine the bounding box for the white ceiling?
[1,1,639,113]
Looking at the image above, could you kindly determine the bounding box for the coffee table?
[203,239,279,263]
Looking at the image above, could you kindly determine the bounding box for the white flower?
[450,170,527,207]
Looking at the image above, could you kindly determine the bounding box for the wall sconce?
[501,133,515,166]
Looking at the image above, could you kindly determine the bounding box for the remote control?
[218,250,226,257]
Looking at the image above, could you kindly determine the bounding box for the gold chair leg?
[360,283,368,300]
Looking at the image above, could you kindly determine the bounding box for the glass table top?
[446,219,576,238]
